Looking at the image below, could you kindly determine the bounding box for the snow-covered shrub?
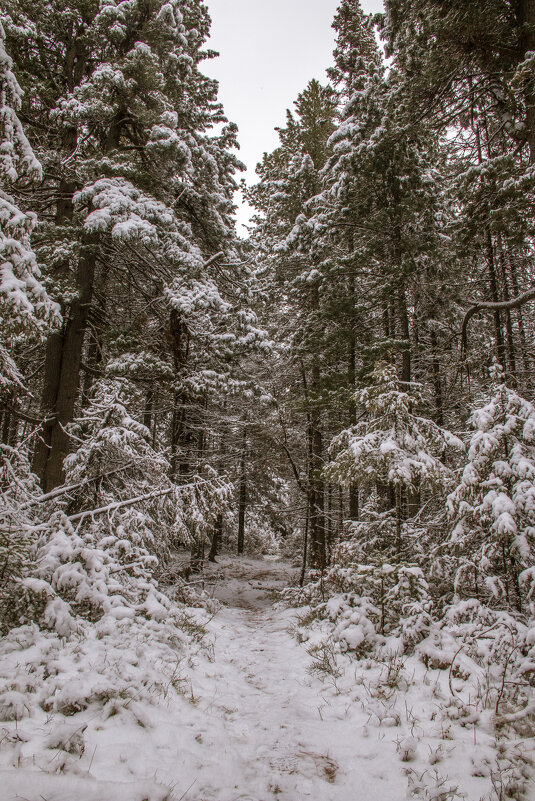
[416,599,535,731]
[63,381,179,555]
[391,565,434,647]
[286,522,436,658]
[64,379,230,548]
[0,609,203,723]
[0,378,224,738]
[447,374,535,612]
[406,768,465,800]
[22,512,177,637]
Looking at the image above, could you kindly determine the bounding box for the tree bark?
[32,234,98,491]
[237,425,247,555]
[208,513,223,562]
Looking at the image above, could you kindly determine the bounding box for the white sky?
[203,0,385,233]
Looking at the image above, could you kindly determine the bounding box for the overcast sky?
[203,0,385,231]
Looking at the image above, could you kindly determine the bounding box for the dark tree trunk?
[299,497,310,587]
[32,234,98,491]
[237,423,247,555]
[508,250,533,388]
[518,0,535,162]
[486,229,507,371]
[143,387,154,432]
[1,408,11,445]
[430,329,444,425]
[208,513,223,562]
[190,540,205,574]
[308,407,326,570]
[398,288,411,384]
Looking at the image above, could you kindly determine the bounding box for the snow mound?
[0,770,171,801]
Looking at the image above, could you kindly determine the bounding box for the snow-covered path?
[150,556,401,800]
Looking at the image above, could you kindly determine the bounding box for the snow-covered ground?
[1,556,534,800]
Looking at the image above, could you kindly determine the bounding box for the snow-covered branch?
[462,287,535,349]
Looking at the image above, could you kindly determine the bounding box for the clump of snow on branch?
[0,22,59,392]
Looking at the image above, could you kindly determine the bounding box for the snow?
[2,556,533,801]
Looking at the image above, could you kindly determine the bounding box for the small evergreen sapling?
[327,362,463,554]
[448,371,535,611]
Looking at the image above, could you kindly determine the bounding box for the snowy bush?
[0,610,202,723]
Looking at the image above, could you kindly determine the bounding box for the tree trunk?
[190,539,205,574]
[32,234,98,491]
[143,387,154,432]
[398,287,411,384]
[518,0,535,162]
[237,426,247,555]
[299,496,310,587]
[430,329,444,425]
[208,513,223,562]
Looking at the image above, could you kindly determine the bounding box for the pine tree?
[249,80,339,570]
[3,0,246,491]
[448,368,535,611]
[327,362,462,555]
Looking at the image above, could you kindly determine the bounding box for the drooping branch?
[462,286,535,350]
[22,461,136,508]
[26,486,175,532]
[3,402,45,426]
[67,486,175,523]
[276,407,306,494]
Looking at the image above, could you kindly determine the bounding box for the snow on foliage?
[63,380,231,550]
[74,178,178,244]
[0,22,58,392]
[448,372,535,611]
[327,362,463,494]
[0,395,222,790]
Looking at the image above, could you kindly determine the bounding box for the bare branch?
[462,286,535,349]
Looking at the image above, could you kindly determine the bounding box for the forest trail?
[2,555,510,801]
[156,555,402,801]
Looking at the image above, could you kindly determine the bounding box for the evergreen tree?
[3,0,246,491]
[327,363,462,555]
[0,22,58,398]
[448,369,535,611]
